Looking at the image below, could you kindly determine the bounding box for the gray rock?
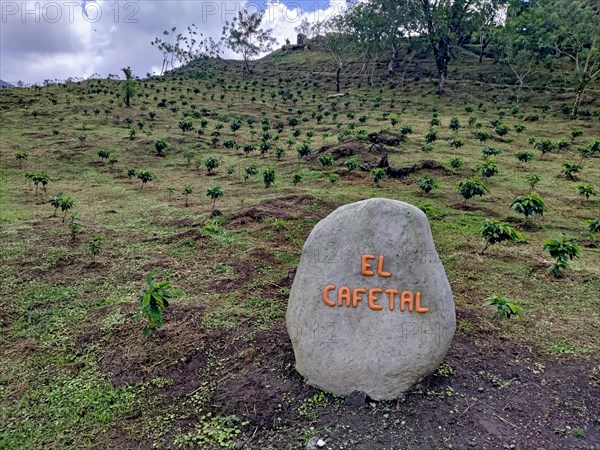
[306,437,320,450]
[286,198,456,400]
[345,390,367,407]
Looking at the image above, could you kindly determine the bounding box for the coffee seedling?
[577,184,598,200]
[263,167,276,188]
[206,186,223,211]
[183,185,193,207]
[479,219,522,254]
[138,274,183,336]
[484,295,523,319]
[85,235,103,262]
[511,192,546,220]
[456,177,489,202]
[543,237,581,278]
[417,176,439,194]
[137,170,155,189]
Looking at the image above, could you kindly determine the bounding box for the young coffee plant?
[562,163,581,181]
[206,186,224,211]
[85,235,103,262]
[456,177,489,202]
[450,158,463,170]
[50,192,64,216]
[586,218,600,238]
[59,196,75,223]
[178,119,194,133]
[345,158,358,172]
[543,237,582,278]
[183,185,193,207]
[154,139,169,156]
[448,117,460,131]
[474,130,491,142]
[577,184,599,200]
[97,149,111,161]
[292,173,302,186]
[525,173,541,190]
[479,161,499,178]
[296,141,313,158]
[510,192,546,219]
[481,147,501,157]
[417,176,439,194]
[534,139,555,158]
[68,213,82,241]
[515,151,533,163]
[137,170,155,189]
[15,151,28,167]
[26,171,51,194]
[399,125,413,136]
[138,274,183,336]
[204,157,220,174]
[263,167,276,188]
[370,168,387,186]
[484,295,523,320]
[449,138,464,149]
[479,219,522,254]
[425,128,438,143]
[319,154,334,167]
[244,165,258,181]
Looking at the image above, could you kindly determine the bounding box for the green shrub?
[456,177,489,201]
[137,170,155,189]
[479,160,499,178]
[296,141,313,158]
[206,186,223,211]
[515,151,533,163]
[543,238,581,278]
[154,139,168,156]
[138,274,183,336]
[449,138,464,148]
[484,295,523,319]
[482,146,500,157]
[474,130,491,142]
[204,157,219,174]
[417,176,439,194]
[399,125,413,136]
[534,139,555,158]
[318,154,334,166]
[448,117,460,131]
[450,158,463,170]
[370,168,386,186]
[525,173,541,189]
[577,184,599,200]
[85,235,103,262]
[510,192,546,219]
[263,168,276,188]
[562,163,581,181]
[345,158,358,172]
[479,219,522,254]
[425,128,438,143]
[183,185,193,207]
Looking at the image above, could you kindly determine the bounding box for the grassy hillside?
[0,49,599,449]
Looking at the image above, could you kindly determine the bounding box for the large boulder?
[286,198,456,400]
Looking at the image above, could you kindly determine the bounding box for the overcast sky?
[0,0,348,84]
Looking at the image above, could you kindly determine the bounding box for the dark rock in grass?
[345,390,367,407]
[368,131,406,146]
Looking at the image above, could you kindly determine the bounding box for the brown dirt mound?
[227,194,335,228]
[78,304,208,390]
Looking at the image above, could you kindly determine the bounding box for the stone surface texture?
[286,198,456,400]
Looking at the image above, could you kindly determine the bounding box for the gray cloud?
[0,0,345,84]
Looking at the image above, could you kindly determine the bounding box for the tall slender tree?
[221,9,276,77]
